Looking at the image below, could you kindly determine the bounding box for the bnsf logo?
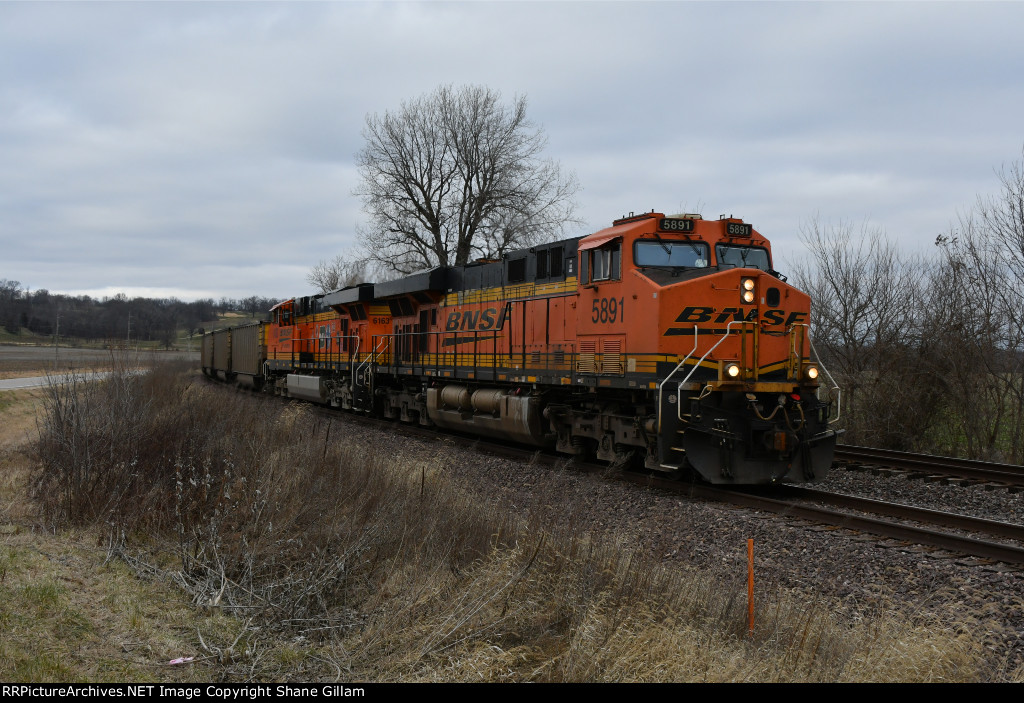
[665,306,807,333]
[445,306,507,331]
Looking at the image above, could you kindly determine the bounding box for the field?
[0,353,1020,682]
[0,308,251,362]
[0,345,197,381]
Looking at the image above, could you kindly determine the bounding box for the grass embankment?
[1,364,1012,681]
[0,385,229,682]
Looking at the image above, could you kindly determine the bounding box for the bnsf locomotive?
[202,211,840,484]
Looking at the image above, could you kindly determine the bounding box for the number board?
[725,222,752,237]
[658,218,695,233]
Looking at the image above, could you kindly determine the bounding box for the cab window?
[715,245,770,271]
[586,244,620,283]
[508,257,527,283]
[634,240,710,268]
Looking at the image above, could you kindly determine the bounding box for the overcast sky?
[2,1,1023,302]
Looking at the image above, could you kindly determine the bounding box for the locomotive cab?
[574,211,839,483]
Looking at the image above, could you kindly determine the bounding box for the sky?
[2,0,1023,302]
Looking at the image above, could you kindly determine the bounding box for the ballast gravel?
[341,418,1024,675]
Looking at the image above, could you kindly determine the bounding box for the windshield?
[634,240,710,268]
[715,245,770,271]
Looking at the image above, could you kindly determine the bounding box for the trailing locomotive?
[202,211,840,484]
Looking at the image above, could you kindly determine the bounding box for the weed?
[22,579,63,612]
[29,364,999,681]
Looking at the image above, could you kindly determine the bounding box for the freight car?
[203,211,840,484]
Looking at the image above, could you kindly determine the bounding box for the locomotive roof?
[371,267,448,299]
[355,235,583,299]
[321,283,375,307]
[309,214,773,308]
[268,298,294,312]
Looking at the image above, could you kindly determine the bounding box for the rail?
[665,322,840,426]
[834,444,1024,486]
[382,328,505,377]
[342,335,360,394]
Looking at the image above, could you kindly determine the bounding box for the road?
[0,371,125,390]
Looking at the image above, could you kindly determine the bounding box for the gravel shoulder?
[340,419,1024,674]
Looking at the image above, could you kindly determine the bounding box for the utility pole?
[54,313,60,367]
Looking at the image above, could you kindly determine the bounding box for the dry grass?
[14,363,1015,681]
[0,385,235,683]
[0,525,239,683]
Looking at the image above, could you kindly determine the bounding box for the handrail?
[373,328,510,374]
[804,328,842,424]
[675,320,754,422]
[336,334,360,394]
[284,334,360,365]
[657,325,698,433]
[357,336,390,390]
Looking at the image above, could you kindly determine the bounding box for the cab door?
[577,239,626,375]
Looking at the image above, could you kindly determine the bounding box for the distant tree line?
[794,148,1024,463]
[0,284,279,348]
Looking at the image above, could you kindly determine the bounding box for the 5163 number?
[592,297,625,324]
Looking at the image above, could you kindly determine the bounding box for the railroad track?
[834,444,1024,488]
[587,471,1024,568]
[327,409,1024,567]
[217,380,1024,567]
[726,485,1024,567]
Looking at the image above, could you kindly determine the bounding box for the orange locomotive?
[202,211,840,484]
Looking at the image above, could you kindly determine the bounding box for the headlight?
[726,363,741,378]
[805,366,819,380]
[741,278,755,304]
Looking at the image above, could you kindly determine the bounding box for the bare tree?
[791,218,938,449]
[979,148,1024,277]
[788,148,1024,461]
[929,224,1015,459]
[306,254,371,295]
[929,146,1024,461]
[354,84,581,274]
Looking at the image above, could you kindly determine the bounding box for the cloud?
[1,1,1023,300]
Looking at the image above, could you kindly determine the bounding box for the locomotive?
[202,211,840,484]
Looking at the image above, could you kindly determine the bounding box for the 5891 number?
[592,297,625,324]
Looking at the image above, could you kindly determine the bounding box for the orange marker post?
[747,538,754,635]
